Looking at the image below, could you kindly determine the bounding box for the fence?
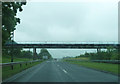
[91,60,120,64]
[65,59,120,64]
[0,60,42,70]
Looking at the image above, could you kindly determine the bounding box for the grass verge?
[65,60,119,75]
[2,56,33,63]
[2,60,44,80]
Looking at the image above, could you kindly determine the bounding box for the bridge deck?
[5,43,120,49]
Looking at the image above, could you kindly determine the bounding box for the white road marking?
[63,69,67,74]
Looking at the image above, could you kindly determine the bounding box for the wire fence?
[65,59,120,64]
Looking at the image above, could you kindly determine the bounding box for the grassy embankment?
[2,56,44,80]
[64,57,119,75]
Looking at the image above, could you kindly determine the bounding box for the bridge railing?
[6,41,119,44]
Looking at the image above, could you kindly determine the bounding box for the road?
[3,60,118,82]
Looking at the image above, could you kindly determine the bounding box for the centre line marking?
[63,69,67,74]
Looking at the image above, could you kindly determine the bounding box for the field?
[65,60,119,75]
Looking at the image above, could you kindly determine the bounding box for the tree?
[38,48,52,59]
[20,51,33,59]
[2,2,26,46]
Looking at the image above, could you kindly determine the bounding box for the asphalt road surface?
[4,60,118,82]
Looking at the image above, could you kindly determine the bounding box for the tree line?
[75,47,120,60]
[3,47,52,60]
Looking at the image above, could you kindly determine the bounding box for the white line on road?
[62,69,67,74]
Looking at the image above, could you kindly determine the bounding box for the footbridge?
[5,41,119,49]
[4,41,120,60]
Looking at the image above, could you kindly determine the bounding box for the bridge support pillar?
[33,48,37,60]
[97,48,101,53]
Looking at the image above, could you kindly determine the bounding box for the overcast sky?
[14,1,118,58]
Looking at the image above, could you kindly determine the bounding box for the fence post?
[11,64,13,70]
[26,62,27,66]
[20,63,22,67]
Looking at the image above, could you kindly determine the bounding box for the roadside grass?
[2,61,44,80]
[2,56,33,63]
[64,60,119,75]
[67,57,90,60]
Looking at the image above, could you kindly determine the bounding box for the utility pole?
[10,31,14,70]
[11,31,14,62]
